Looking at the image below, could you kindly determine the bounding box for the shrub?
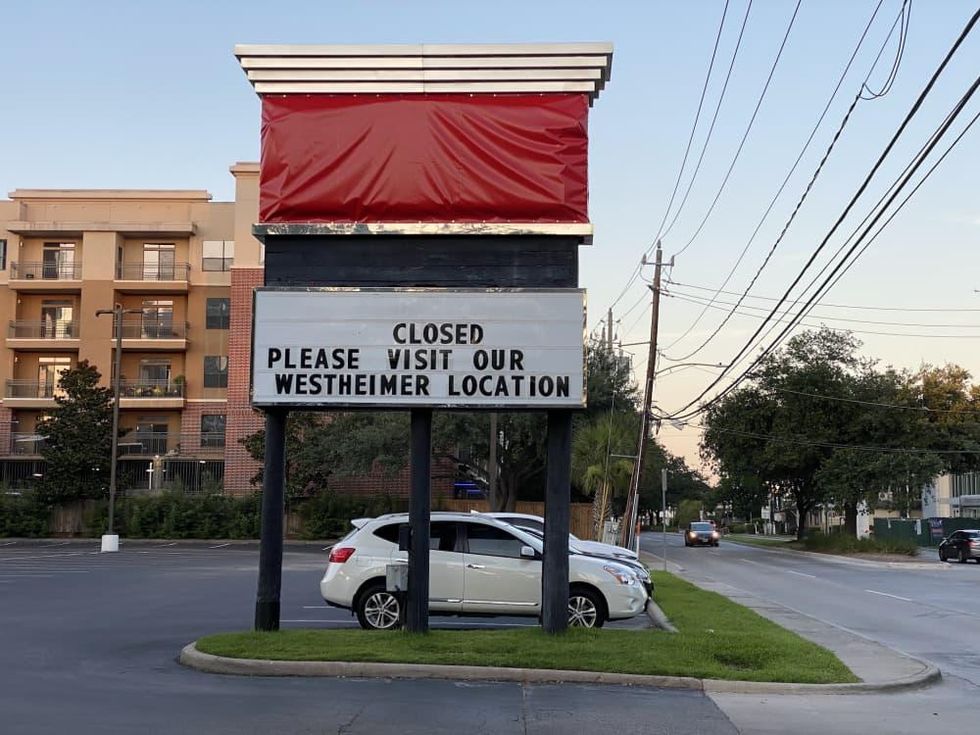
[0,493,51,537]
[801,530,917,556]
[296,492,407,540]
[82,491,263,539]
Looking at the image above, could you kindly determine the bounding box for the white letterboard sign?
[251,288,587,409]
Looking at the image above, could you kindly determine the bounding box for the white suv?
[320,512,649,630]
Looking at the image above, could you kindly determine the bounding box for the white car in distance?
[485,512,638,560]
[320,512,649,630]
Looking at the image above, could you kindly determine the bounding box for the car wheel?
[568,587,606,629]
[355,582,402,630]
[939,548,947,562]
[959,549,969,564]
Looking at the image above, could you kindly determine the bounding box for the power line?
[666,288,980,330]
[658,0,755,246]
[665,279,980,312]
[663,0,909,359]
[758,385,980,416]
[671,0,804,258]
[676,419,980,455]
[664,10,980,420]
[674,97,980,420]
[652,0,731,246]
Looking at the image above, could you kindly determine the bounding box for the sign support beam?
[542,409,572,634]
[406,407,432,633]
[255,408,287,631]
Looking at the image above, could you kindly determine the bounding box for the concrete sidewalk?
[639,551,940,692]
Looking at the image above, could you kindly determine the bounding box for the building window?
[143,243,176,280]
[204,356,228,388]
[206,298,230,329]
[141,300,174,338]
[201,414,226,448]
[0,239,6,270]
[43,242,75,279]
[203,240,234,272]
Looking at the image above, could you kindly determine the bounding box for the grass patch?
[196,572,856,684]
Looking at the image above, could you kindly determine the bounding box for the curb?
[178,642,940,695]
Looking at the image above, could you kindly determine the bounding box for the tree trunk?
[843,501,858,538]
[497,472,517,512]
[795,503,810,541]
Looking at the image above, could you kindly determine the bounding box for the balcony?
[115,263,190,293]
[10,432,47,456]
[8,320,81,351]
[116,431,225,456]
[9,261,82,291]
[117,379,185,409]
[118,320,189,351]
[4,380,57,409]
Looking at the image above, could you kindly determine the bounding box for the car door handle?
[467,563,486,569]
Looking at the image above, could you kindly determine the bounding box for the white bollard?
[100,534,119,553]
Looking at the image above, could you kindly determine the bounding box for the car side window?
[373,523,401,544]
[430,522,458,552]
[465,523,527,559]
[515,518,544,533]
[949,532,962,542]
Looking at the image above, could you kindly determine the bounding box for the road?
[640,530,980,733]
[0,540,737,735]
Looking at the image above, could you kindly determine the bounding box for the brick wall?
[224,267,265,495]
[178,401,227,453]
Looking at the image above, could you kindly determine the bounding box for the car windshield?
[691,523,713,532]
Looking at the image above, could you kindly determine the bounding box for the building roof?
[234,42,613,103]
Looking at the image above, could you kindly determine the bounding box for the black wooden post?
[406,407,432,633]
[542,409,572,633]
[255,408,287,631]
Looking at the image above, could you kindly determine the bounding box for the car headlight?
[603,564,637,585]
[711,531,720,539]
[688,531,697,538]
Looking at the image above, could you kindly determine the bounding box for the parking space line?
[209,543,231,549]
[0,574,55,578]
[786,570,816,578]
[155,542,178,548]
[865,589,912,602]
[0,541,17,547]
[302,605,331,609]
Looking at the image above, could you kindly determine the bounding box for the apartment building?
[0,163,265,495]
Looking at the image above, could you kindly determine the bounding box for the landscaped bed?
[727,532,920,557]
[195,571,857,684]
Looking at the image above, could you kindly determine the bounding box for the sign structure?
[252,288,586,409]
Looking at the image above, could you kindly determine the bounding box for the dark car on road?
[939,529,980,563]
[685,521,720,547]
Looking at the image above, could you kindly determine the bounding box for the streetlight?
[95,303,142,553]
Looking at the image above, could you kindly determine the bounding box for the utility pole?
[620,243,663,551]
[607,308,614,354]
[95,303,140,553]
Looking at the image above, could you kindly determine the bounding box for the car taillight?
[328,547,355,563]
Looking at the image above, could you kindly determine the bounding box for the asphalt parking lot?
[0,539,736,735]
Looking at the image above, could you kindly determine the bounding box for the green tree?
[37,360,114,503]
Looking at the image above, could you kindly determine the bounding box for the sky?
[2,0,978,474]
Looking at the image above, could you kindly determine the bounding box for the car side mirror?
[520,545,537,559]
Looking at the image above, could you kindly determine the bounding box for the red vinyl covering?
[259,94,589,223]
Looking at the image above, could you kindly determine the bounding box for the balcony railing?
[11,432,47,455]
[10,261,82,280]
[116,435,225,458]
[117,320,189,340]
[118,431,174,456]
[8,320,79,339]
[5,380,57,399]
[116,263,190,282]
[117,380,185,399]
[200,431,226,449]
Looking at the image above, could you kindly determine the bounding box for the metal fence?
[873,517,980,547]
